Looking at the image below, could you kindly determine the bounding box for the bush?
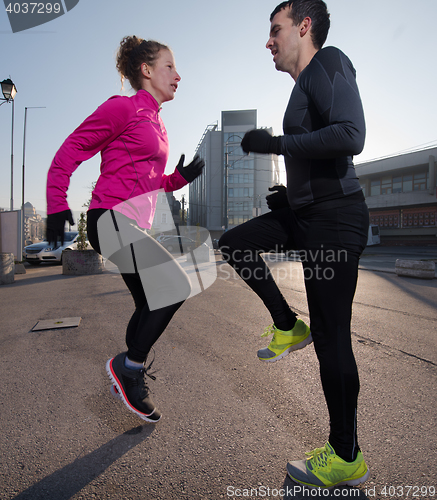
[76,212,88,251]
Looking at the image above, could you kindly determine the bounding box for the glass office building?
[189,110,279,239]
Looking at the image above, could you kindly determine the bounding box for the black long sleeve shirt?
[279,46,366,210]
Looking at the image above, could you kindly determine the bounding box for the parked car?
[160,235,210,255]
[156,234,172,243]
[24,231,83,265]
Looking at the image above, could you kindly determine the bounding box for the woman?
[46,36,204,423]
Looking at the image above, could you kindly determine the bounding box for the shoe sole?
[110,384,121,399]
[105,358,161,423]
[258,332,313,363]
[287,463,370,489]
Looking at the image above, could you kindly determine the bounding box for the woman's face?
[142,49,181,105]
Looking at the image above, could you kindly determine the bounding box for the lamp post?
[22,106,46,247]
[1,78,18,212]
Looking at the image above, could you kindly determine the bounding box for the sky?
[1,0,436,221]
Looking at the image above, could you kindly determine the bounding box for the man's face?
[266,6,301,74]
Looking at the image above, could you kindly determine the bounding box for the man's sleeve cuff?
[271,136,283,155]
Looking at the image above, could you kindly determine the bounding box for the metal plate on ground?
[32,317,82,331]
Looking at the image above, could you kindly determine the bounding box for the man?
[219,0,370,490]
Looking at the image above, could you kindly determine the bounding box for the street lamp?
[22,106,46,247]
[1,78,18,211]
[1,79,17,100]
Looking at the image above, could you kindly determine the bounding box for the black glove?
[176,154,205,183]
[46,209,75,247]
[241,129,282,155]
[266,185,290,211]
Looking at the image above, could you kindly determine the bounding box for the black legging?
[219,201,369,462]
[87,209,186,363]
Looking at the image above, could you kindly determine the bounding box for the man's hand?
[46,209,75,247]
[241,129,282,155]
[266,185,290,211]
[176,154,205,183]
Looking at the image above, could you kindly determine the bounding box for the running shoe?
[106,352,161,422]
[286,442,370,489]
[257,319,312,362]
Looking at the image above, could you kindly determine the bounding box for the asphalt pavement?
[263,245,437,277]
[0,246,436,500]
[359,245,437,276]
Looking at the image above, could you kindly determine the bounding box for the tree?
[76,213,88,251]
[77,182,96,251]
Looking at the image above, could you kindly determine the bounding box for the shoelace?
[305,445,330,468]
[139,349,159,399]
[127,349,158,398]
[261,325,276,338]
[141,349,158,381]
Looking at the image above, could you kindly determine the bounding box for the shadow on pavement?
[376,272,437,312]
[282,475,369,499]
[7,273,75,288]
[12,425,155,500]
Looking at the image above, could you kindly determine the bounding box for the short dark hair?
[270,0,330,50]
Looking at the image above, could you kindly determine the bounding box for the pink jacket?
[46,90,187,227]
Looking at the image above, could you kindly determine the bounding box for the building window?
[402,174,413,192]
[392,176,402,193]
[381,177,392,195]
[413,172,427,191]
[228,187,254,198]
[370,179,381,196]
[161,213,167,224]
[228,172,254,184]
[368,172,429,196]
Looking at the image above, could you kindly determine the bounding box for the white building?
[23,202,44,244]
[150,192,182,236]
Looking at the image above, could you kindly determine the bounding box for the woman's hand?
[46,209,75,247]
[176,154,205,182]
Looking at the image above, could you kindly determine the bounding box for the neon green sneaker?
[257,319,312,362]
[286,442,370,489]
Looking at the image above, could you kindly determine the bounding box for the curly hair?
[116,36,169,91]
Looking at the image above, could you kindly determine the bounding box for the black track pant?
[87,209,185,363]
[219,201,369,462]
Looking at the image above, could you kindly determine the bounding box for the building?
[189,110,279,239]
[23,202,44,244]
[357,147,437,244]
[150,192,183,236]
